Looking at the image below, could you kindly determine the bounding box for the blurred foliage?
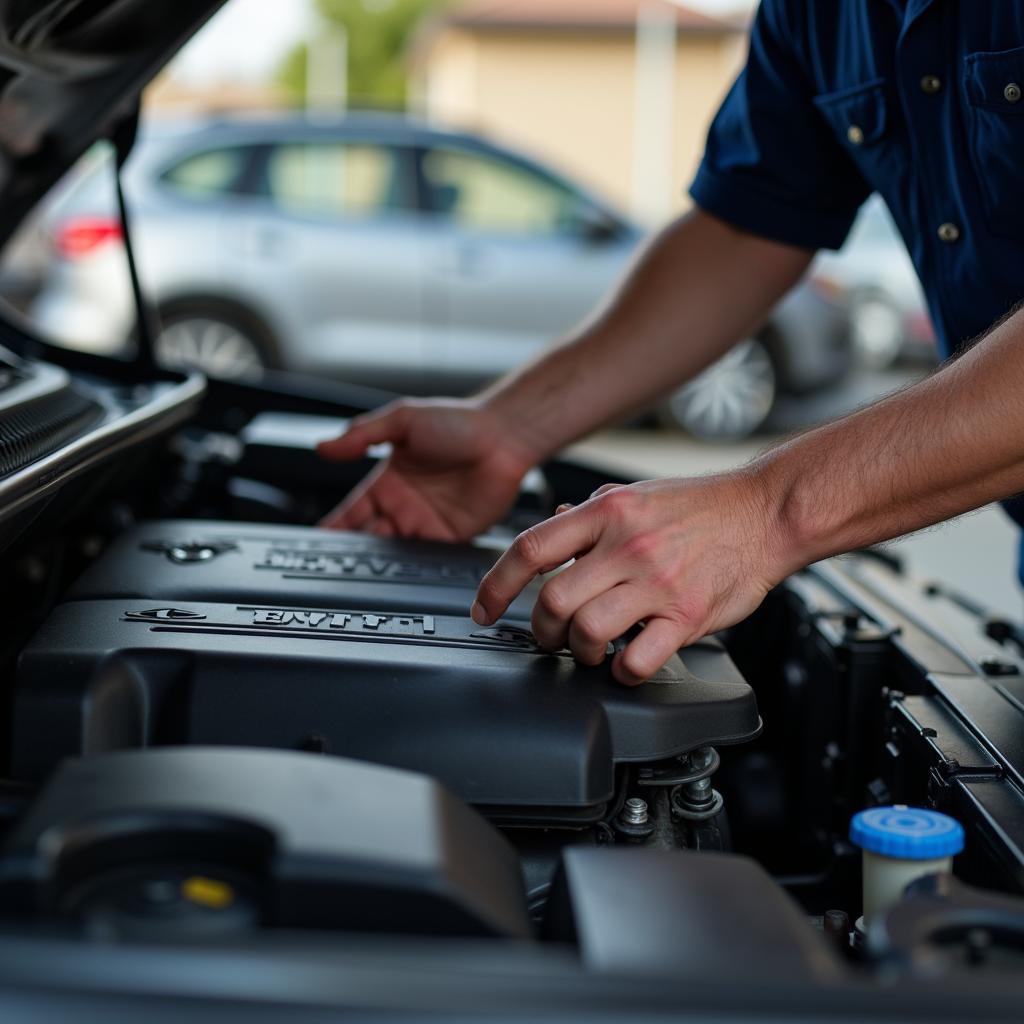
[278,0,451,109]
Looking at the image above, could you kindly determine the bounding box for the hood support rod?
[111,107,157,373]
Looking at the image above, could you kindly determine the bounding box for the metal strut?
[111,108,158,374]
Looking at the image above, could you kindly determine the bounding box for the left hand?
[471,472,788,686]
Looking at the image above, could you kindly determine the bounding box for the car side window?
[161,147,251,200]
[264,143,407,219]
[420,147,578,236]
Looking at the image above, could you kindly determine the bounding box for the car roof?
[145,111,483,147]
[140,111,584,179]
[131,111,634,224]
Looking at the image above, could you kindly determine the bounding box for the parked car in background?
[21,114,852,440]
[815,194,936,369]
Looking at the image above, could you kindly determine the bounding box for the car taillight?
[55,217,123,259]
[905,309,936,346]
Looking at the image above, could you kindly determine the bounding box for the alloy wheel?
[664,339,776,441]
[155,316,265,380]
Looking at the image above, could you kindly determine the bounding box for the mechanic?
[318,1,1024,686]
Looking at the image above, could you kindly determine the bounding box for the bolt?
[686,778,714,806]
[622,798,649,826]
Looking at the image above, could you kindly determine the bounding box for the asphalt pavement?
[571,366,1022,620]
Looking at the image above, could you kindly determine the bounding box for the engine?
[0,357,1021,1020]
[10,519,762,914]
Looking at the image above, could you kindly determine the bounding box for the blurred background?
[0,0,1017,610]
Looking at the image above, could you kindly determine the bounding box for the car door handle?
[453,244,486,278]
[241,227,289,260]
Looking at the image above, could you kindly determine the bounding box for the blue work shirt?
[689,0,1024,580]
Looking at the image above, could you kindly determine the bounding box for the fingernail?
[470,601,487,625]
[555,503,573,514]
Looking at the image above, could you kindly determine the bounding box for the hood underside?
[0,0,226,245]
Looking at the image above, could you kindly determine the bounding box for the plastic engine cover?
[67,520,541,620]
[0,747,531,939]
[13,523,762,818]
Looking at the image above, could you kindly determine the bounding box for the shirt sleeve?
[689,0,870,251]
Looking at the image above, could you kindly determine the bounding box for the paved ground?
[571,367,1022,620]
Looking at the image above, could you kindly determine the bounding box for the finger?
[555,503,574,515]
[320,494,374,531]
[319,481,379,530]
[612,617,687,687]
[317,405,411,462]
[364,470,442,540]
[590,482,625,500]
[319,463,459,541]
[318,463,387,530]
[366,515,396,538]
[474,509,603,626]
[530,554,628,651]
[362,468,425,540]
[567,583,650,666]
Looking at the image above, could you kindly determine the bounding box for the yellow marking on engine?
[181,875,234,910]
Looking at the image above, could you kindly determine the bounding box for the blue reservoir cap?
[850,805,964,860]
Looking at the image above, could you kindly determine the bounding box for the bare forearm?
[480,210,813,461]
[759,306,1024,578]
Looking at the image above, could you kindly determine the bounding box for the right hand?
[317,399,539,541]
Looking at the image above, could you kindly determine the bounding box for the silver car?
[25,114,852,439]
[814,195,936,369]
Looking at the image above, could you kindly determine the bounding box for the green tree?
[278,0,450,109]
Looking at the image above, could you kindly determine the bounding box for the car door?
[222,137,428,389]
[416,144,639,390]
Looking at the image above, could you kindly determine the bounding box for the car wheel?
[851,292,904,370]
[660,339,776,441]
[155,306,272,381]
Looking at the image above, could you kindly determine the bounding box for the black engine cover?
[14,523,762,819]
[0,747,531,939]
[67,520,540,620]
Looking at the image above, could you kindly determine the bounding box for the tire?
[154,300,277,381]
[660,339,777,441]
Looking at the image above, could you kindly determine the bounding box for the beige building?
[413,0,751,224]
[145,73,288,117]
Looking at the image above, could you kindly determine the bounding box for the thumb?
[317,405,411,462]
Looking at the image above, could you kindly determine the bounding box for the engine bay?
[0,350,1022,1020]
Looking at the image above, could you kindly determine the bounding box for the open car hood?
[0,0,226,245]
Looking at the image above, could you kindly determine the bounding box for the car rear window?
[161,146,251,200]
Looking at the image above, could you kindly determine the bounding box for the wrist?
[474,389,556,471]
[738,450,821,586]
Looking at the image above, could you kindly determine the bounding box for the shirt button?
[937,222,961,243]
[920,75,942,94]
[1005,82,1022,103]
[847,124,865,145]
